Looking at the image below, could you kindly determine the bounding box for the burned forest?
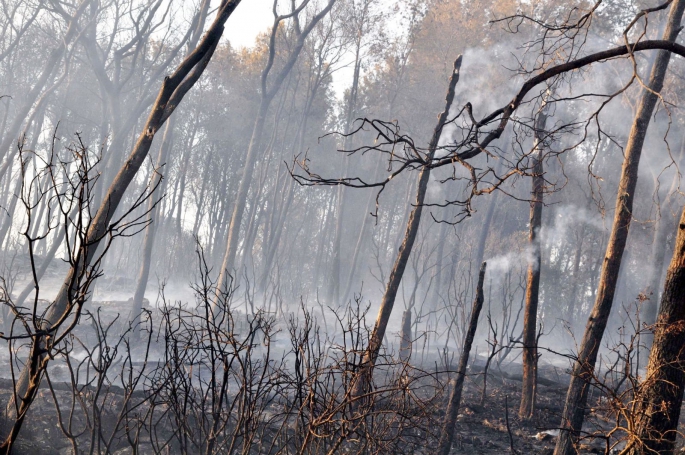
[5,0,685,454]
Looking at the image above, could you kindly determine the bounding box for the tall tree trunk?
[437,261,486,455]
[641,201,675,337]
[641,140,684,350]
[564,222,586,322]
[330,30,364,304]
[329,108,358,302]
[627,205,685,455]
[260,177,296,290]
[191,146,213,237]
[0,161,24,249]
[429,221,449,309]
[342,142,387,300]
[474,189,499,272]
[173,116,200,240]
[520,105,548,419]
[554,2,685,453]
[0,4,85,181]
[210,170,231,260]
[131,118,175,334]
[214,0,336,303]
[0,1,241,448]
[129,0,212,332]
[353,56,462,396]
[314,192,336,288]
[329,157,348,303]
[258,80,315,289]
[215,90,277,290]
[0,102,48,248]
[471,145,507,274]
[399,309,412,362]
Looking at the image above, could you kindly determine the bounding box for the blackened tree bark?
[627,204,685,455]
[642,140,684,349]
[77,0,195,208]
[554,2,685,453]
[352,56,462,396]
[1,0,243,449]
[399,309,412,362]
[473,184,499,272]
[520,104,548,419]
[639,193,678,361]
[131,0,211,336]
[437,262,486,455]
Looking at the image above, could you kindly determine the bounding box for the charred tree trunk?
[520,106,548,419]
[641,201,676,347]
[437,261,487,455]
[0,1,242,448]
[642,143,684,350]
[626,204,685,455]
[129,0,212,335]
[473,188,499,271]
[554,2,685,453]
[352,56,462,396]
[399,309,412,362]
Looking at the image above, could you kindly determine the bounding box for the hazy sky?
[222,0,355,100]
[224,0,274,49]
